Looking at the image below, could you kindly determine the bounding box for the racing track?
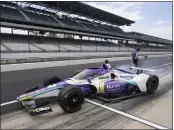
[1,56,173,129]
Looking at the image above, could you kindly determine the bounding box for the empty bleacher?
[1,1,172,49]
[59,44,80,52]
[3,42,29,52]
[55,16,84,30]
[32,43,59,52]
[1,44,8,52]
[1,32,169,53]
[0,5,130,38]
[96,24,121,36]
[23,10,60,27]
[128,32,172,45]
[97,46,110,51]
[81,44,97,52]
[80,22,103,34]
[0,6,26,21]
[1,34,128,52]
[2,42,43,52]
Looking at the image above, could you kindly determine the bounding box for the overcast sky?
[84,2,172,40]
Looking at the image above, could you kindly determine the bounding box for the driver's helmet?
[105,60,109,63]
[103,60,112,70]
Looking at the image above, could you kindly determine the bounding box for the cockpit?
[72,68,104,80]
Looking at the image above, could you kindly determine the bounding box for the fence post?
[28,30,30,53]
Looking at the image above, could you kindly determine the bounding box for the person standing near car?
[131,48,140,67]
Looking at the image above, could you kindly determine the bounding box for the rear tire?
[58,86,84,113]
[146,75,159,94]
[43,76,61,86]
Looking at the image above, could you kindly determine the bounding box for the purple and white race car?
[17,66,159,115]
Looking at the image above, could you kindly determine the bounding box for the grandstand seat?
[119,47,129,52]
[81,45,97,52]
[23,10,61,27]
[1,44,8,52]
[95,24,126,37]
[0,6,26,21]
[55,17,84,30]
[59,44,80,52]
[0,6,131,39]
[81,23,103,34]
[96,46,110,51]
[32,43,60,52]
[3,42,30,52]
[2,41,42,52]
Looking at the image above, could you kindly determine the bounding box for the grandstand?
[1,33,134,53]
[0,1,173,56]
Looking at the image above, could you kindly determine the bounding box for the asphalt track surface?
[1,56,173,129]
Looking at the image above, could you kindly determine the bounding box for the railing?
[1,42,172,53]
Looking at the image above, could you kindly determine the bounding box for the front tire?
[58,86,84,113]
[146,75,159,94]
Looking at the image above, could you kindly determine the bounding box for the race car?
[16,66,159,115]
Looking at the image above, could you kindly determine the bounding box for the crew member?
[131,48,140,67]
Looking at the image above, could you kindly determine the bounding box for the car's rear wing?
[130,67,156,74]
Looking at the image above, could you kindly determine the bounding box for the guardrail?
[1,52,172,65]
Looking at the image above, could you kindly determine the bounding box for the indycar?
[17,66,159,115]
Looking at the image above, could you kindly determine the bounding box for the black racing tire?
[146,75,159,94]
[58,86,84,113]
[43,76,61,86]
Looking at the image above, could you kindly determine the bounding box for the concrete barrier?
[1,53,172,72]
[1,52,172,65]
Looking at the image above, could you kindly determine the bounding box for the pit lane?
[1,56,173,129]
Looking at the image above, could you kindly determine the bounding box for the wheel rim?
[65,94,81,107]
[149,79,158,91]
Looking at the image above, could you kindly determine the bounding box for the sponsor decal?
[106,83,121,90]
[19,95,33,101]
[104,80,127,93]
[31,107,51,113]
[99,76,110,79]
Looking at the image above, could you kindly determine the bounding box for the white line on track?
[85,99,168,129]
[1,100,17,106]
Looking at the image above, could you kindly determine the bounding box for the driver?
[103,60,112,70]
